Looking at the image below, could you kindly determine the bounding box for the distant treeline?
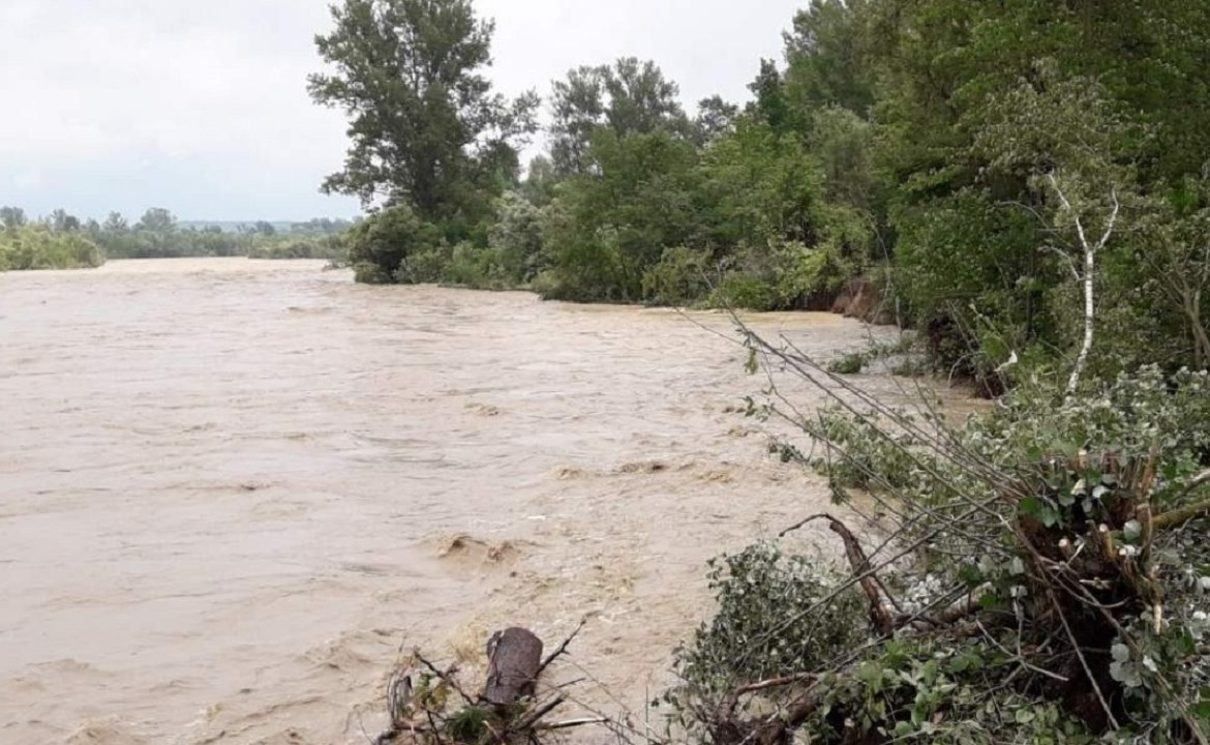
[0,206,352,269]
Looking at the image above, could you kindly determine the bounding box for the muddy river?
[0,258,966,744]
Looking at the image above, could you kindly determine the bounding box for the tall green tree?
[783,0,874,120]
[549,58,688,176]
[136,208,177,234]
[102,212,128,233]
[49,209,81,233]
[0,206,27,231]
[309,0,538,225]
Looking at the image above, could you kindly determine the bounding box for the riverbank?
[0,259,973,744]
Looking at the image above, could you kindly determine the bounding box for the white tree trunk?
[1048,174,1118,396]
[1067,240,1096,395]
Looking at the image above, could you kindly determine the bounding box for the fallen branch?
[536,618,587,677]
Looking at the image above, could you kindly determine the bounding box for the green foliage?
[346,204,444,284]
[783,0,875,120]
[709,240,847,311]
[536,128,700,302]
[0,206,28,231]
[0,225,104,271]
[309,0,538,239]
[244,234,347,261]
[486,191,545,284]
[827,352,866,375]
[673,359,1210,743]
[674,542,865,695]
[641,246,716,307]
[307,0,1210,382]
[549,58,689,176]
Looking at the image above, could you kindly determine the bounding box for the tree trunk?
[482,627,544,707]
[1067,240,1096,395]
[1186,290,1210,369]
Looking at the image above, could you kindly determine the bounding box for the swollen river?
[0,258,964,744]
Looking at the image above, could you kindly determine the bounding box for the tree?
[519,156,558,207]
[783,0,874,119]
[49,209,81,233]
[136,208,177,233]
[538,128,699,302]
[693,95,739,145]
[309,0,539,222]
[747,59,790,133]
[345,203,443,283]
[102,212,128,233]
[549,65,609,175]
[0,206,26,231]
[549,58,688,176]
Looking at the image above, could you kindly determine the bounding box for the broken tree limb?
[483,627,544,707]
[825,517,895,634]
[1154,496,1210,530]
[781,513,895,633]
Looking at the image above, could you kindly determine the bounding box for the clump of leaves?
[445,705,491,743]
[827,351,867,375]
[674,542,866,696]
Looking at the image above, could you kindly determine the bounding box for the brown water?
[0,258,967,744]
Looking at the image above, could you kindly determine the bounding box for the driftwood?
[483,627,544,706]
[374,624,597,745]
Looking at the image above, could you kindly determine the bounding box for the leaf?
[1123,520,1142,542]
[1111,643,1131,663]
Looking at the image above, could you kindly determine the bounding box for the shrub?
[346,204,444,284]
[707,241,843,311]
[245,235,346,261]
[673,543,865,696]
[641,246,716,306]
[0,227,104,271]
[488,191,545,284]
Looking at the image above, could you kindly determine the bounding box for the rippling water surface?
[0,258,968,744]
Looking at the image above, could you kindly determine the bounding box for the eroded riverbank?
[0,258,969,744]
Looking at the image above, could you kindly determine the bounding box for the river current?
[0,258,966,744]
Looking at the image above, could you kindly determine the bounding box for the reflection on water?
[0,258,970,744]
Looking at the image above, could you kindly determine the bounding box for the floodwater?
[0,258,968,744]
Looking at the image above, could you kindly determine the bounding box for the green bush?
[487,191,545,284]
[245,235,346,261]
[346,204,444,283]
[673,542,865,695]
[641,246,716,306]
[0,227,104,271]
[706,241,843,311]
[708,273,780,311]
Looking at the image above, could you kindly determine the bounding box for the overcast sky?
[0,0,801,222]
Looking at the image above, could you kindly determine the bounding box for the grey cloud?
[1,0,798,221]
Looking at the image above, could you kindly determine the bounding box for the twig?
[537,618,587,677]
[414,651,477,707]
